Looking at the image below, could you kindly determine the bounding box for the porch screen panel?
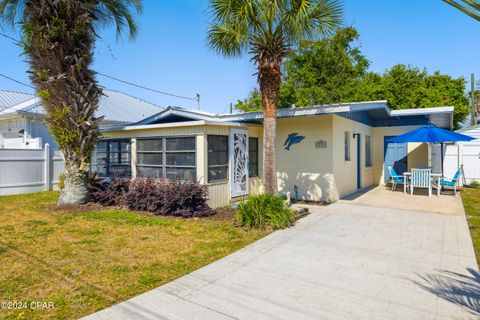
[92,139,131,178]
[92,141,108,176]
[208,135,228,182]
[137,137,196,180]
[165,137,196,180]
[109,140,131,177]
[137,138,164,178]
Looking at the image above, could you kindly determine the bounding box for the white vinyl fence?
[432,142,480,185]
[0,144,65,196]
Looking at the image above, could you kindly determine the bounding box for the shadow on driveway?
[414,268,480,316]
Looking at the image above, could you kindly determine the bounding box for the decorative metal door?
[229,128,249,198]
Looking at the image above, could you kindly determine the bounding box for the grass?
[0,192,269,319]
[461,188,480,268]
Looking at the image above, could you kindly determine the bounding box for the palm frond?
[0,0,25,31]
[0,0,142,39]
[207,0,343,59]
[93,0,142,40]
[444,0,480,22]
[207,22,249,57]
[284,0,343,42]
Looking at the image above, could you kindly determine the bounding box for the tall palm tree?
[0,0,142,205]
[208,0,343,194]
[444,0,480,21]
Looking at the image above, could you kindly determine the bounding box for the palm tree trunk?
[58,163,89,205]
[259,62,281,194]
[22,1,102,205]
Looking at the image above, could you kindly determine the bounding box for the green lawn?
[0,192,268,319]
[461,188,480,268]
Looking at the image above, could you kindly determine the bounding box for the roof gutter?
[101,120,258,132]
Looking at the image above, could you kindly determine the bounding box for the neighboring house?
[432,124,480,185]
[0,89,164,149]
[95,101,454,208]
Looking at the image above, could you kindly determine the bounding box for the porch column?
[428,143,432,168]
[131,138,137,178]
[196,134,207,184]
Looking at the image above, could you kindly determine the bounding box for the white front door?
[229,128,249,198]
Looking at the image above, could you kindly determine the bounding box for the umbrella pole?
[441,142,444,176]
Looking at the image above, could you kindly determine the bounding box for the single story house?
[96,101,454,208]
[0,89,164,149]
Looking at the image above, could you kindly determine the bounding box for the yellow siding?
[102,126,206,139]
[203,126,231,208]
[204,126,264,208]
[275,116,337,202]
[371,126,428,185]
[407,142,428,170]
[102,120,430,207]
[332,115,373,198]
[206,182,229,208]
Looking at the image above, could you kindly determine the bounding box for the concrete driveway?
[84,193,479,320]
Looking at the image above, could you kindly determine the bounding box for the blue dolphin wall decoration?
[284,133,305,150]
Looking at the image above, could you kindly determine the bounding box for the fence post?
[44,143,51,191]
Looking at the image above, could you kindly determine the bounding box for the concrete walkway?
[84,199,479,319]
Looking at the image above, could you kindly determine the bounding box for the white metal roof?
[0,89,164,123]
[390,106,454,116]
[0,90,35,112]
[456,124,480,140]
[218,101,391,122]
[133,101,454,127]
[102,120,260,132]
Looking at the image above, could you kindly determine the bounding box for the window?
[208,135,228,182]
[92,139,131,178]
[137,139,163,179]
[249,137,259,177]
[137,137,196,180]
[365,135,372,167]
[345,132,351,161]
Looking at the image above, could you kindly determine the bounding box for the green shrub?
[470,180,480,189]
[57,173,65,189]
[235,194,295,229]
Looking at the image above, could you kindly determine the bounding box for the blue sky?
[0,0,479,114]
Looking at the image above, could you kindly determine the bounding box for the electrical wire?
[96,72,197,101]
[0,31,198,102]
[0,73,34,89]
[0,32,19,43]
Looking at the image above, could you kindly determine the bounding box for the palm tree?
[0,0,142,205]
[208,0,343,194]
[444,0,480,21]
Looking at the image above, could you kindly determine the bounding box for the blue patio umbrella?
[386,125,475,174]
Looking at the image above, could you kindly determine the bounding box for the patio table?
[402,172,442,196]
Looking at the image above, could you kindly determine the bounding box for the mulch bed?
[46,202,109,213]
[206,206,236,221]
[294,200,326,206]
[47,202,236,222]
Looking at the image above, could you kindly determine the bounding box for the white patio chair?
[410,168,432,197]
